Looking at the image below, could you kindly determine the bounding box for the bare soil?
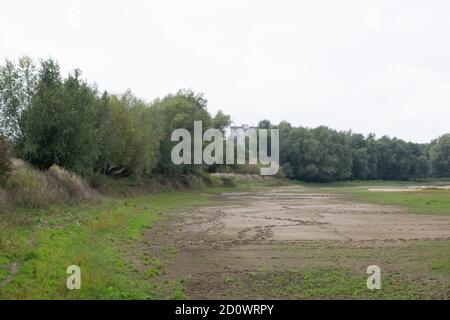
[143,186,450,299]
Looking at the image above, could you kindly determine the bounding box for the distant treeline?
[0,57,449,183]
[271,121,450,182]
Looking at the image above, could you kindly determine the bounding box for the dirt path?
[144,186,450,299]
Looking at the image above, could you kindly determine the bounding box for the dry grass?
[0,159,284,212]
[47,165,98,200]
[0,159,100,211]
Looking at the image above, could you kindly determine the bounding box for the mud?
[144,186,450,299]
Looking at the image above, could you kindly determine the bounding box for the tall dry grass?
[0,159,100,211]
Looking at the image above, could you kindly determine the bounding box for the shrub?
[5,159,53,208]
[220,176,236,187]
[0,159,99,210]
[0,135,11,185]
[183,175,204,189]
[207,175,224,188]
[47,165,98,200]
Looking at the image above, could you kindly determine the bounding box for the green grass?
[0,191,216,299]
[0,179,276,299]
[229,268,421,299]
[353,189,450,215]
[1,178,448,299]
[295,179,450,188]
[297,180,450,215]
[224,239,450,299]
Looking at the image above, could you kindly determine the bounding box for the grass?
[353,189,450,215]
[223,239,450,299]
[0,191,215,299]
[0,179,275,299]
[298,179,450,215]
[224,267,439,299]
[225,179,448,299]
[1,177,448,299]
[227,269,418,299]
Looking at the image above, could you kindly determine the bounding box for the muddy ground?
[142,186,450,299]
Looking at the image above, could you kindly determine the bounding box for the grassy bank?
[0,177,279,299]
[1,176,448,299]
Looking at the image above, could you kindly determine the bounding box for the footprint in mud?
[237,227,252,239]
[237,225,274,241]
[253,225,274,241]
[241,214,328,226]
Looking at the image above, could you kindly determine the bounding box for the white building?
[229,124,258,138]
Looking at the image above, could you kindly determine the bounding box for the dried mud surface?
[144,186,450,299]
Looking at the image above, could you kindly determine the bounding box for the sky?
[1,0,449,143]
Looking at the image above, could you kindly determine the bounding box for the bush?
[47,165,98,199]
[183,175,204,189]
[0,135,11,184]
[207,175,224,188]
[4,159,54,208]
[0,159,99,210]
[220,176,236,187]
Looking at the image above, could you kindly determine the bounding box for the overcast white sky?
[1,0,449,143]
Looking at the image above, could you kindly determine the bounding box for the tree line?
[0,57,449,183]
[0,57,230,179]
[271,121,450,182]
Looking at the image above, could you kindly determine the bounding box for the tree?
[352,148,370,179]
[275,121,438,182]
[153,89,219,174]
[18,60,100,174]
[0,134,11,184]
[95,93,136,175]
[2,56,447,183]
[414,155,430,178]
[371,136,415,180]
[258,119,272,129]
[430,134,450,177]
[212,110,231,134]
[127,94,163,175]
[0,56,37,141]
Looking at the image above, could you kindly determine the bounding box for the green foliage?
[212,110,231,134]
[0,134,11,184]
[279,125,353,182]
[0,57,233,178]
[1,56,448,183]
[355,189,450,215]
[258,119,272,129]
[16,61,99,174]
[153,89,224,175]
[430,134,450,178]
[95,91,163,176]
[278,121,448,182]
[0,57,190,178]
[0,57,37,141]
